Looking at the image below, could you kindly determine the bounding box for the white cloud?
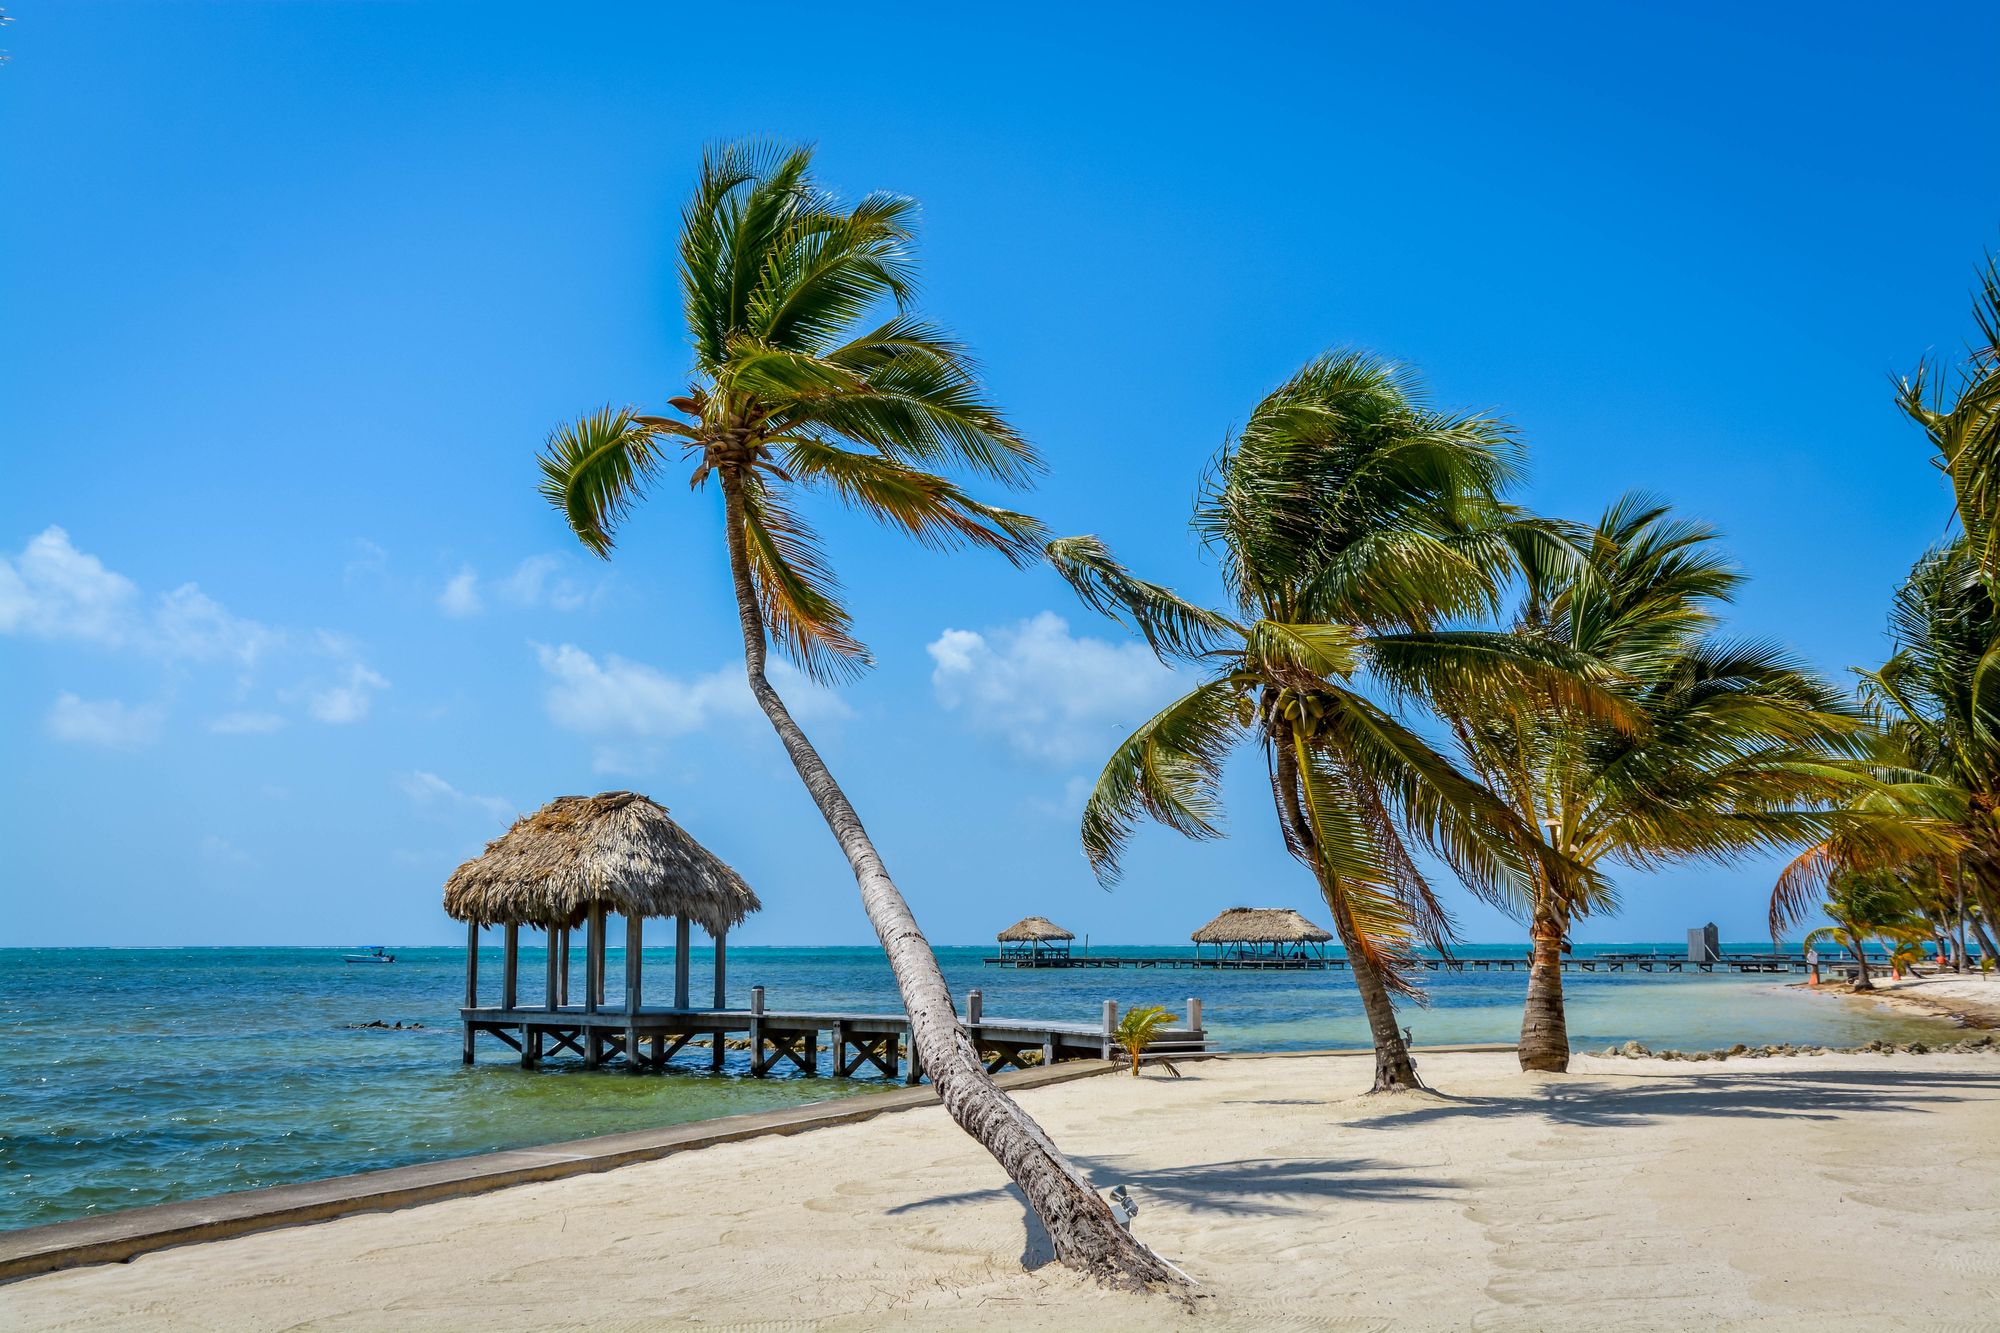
[438,565,483,618]
[398,770,514,822]
[0,526,142,645]
[45,693,165,748]
[155,584,279,665]
[535,642,846,743]
[209,710,287,735]
[200,834,253,867]
[343,539,389,584]
[927,611,1181,764]
[437,555,598,619]
[0,527,280,666]
[308,660,389,724]
[498,555,590,611]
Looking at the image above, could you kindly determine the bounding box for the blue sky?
[3,3,1996,947]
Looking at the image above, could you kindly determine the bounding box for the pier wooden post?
[544,927,559,1012]
[623,913,643,1071]
[584,905,603,1016]
[713,927,728,1008]
[502,925,519,1010]
[674,914,691,1009]
[966,989,983,1064]
[1101,1000,1117,1060]
[557,926,571,1006]
[748,986,766,1077]
[1188,997,1202,1035]
[462,921,479,1064]
[709,928,728,1070]
[903,1032,924,1086]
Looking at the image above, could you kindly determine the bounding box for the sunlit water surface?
[0,943,1959,1231]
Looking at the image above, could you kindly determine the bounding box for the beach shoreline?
[5,1048,1996,1330]
[1808,972,2000,1030]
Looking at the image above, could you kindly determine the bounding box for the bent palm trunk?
[1849,932,1874,991]
[1337,915,1425,1091]
[717,473,1178,1290]
[1270,730,1423,1092]
[1518,900,1570,1072]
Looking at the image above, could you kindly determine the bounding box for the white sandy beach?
[6,1050,1998,1331]
[1830,973,2000,1030]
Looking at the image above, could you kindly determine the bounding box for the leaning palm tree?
[537,142,1177,1289]
[1052,352,1584,1093]
[1800,869,1931,991]
[1449,495,1861,1071]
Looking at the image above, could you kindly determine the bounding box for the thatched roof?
[442,792,760,934]
[997,915,1074,943]
[1191,907,1333,944]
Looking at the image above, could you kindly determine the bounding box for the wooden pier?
[984,950,1847,975]
[462,977,1209,1081]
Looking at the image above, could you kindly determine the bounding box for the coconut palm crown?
[538,140,1045,679]
[1450,495,1862,1070]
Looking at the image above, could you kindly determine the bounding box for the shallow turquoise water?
[0,943,1958,1232]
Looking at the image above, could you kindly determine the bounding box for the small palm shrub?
[1113,1006,1180,1076]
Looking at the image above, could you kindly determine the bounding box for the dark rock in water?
[1727,1043,1747,1056]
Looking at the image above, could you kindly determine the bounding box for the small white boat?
[343,946,396,964]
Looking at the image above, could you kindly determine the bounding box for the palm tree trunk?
[715,471,1179,1291]
[1849,930,1874,991]
[1518,897,1570,1072]
[1969,911,1999,971]
[1269,726,1423,1092]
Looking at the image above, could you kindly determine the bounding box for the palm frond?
[536,408,666,557]
[1045,535,1240,662]
[1080,680,1248,883]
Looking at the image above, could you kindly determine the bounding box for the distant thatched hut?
[1190,907,1333,964]
[443,792,760,1063]
[996,915,1075,962]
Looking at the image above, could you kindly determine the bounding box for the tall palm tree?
[1898,253,2000,590]
[1448,495,1860,1071]
[1772,260,2000,970]
[537,142,1178,1289]
[1052,352,1585,1092]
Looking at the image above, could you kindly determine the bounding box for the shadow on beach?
[1349,1065,2000,1133]
[890,1153,1452,1269]
[885,1062,1999,1271]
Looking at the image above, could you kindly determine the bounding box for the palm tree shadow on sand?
[1344,1066,2000,1133]
[888,1155,1453,1271]
[883,1065,1998,1271]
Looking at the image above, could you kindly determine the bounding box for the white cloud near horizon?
[398,770,514,822]
[45,693,165,748]
[6,527,388,735]
[927,611,1180,765]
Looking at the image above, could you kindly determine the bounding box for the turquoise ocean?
[0,943,1960,1233]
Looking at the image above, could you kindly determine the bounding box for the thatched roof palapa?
[997,915,1075,943]
[1190,907,1333,944]
[442,791,760,935]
